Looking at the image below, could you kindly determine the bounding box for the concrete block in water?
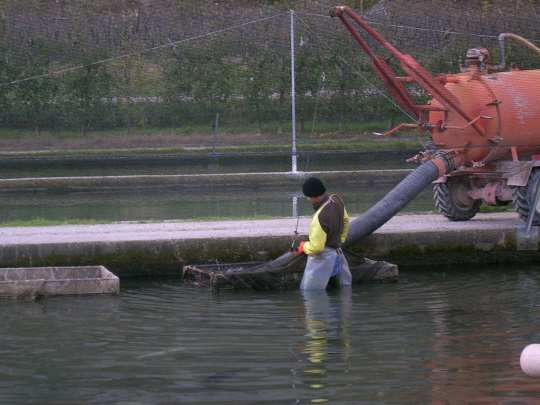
[0,266,119,298]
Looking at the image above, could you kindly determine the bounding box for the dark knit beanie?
[302,177,326,197]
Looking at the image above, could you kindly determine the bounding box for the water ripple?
[1,266,540,404]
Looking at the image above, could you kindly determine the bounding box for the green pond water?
[0,152,430,224]
[0,151,414,178]
[0,153,536,404]
[0,184,434,224]
[1,266,539,404]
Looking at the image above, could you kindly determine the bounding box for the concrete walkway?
[0,212,534,276]
[0,212,520,246]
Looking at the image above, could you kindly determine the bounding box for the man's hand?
[290,241,305,256]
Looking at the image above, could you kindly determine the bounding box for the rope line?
[296,11,540,42]
[295,14,418,123]
[0,12,287,87]
[4,9,538,87]
[296,13,540,152]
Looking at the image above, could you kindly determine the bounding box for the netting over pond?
[183,251,398,291]
[0,0,539,152]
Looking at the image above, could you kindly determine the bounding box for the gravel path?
[0,212,520,246]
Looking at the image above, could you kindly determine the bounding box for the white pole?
[290,9,298,174]
[292,195,298,218]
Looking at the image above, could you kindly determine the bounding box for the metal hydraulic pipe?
[330,6,406,60]
[491,33,540,71]
[329,5,485,137]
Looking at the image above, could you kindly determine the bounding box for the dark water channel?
[0,183,433,224]
[0,151,430,224]
[0,151,414,178]
[2,266,540,404]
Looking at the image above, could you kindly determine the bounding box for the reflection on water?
[0,267,540,405]
[1,267,539,404]
[301,289,352,404]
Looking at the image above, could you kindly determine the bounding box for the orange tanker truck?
[323,6,540,244]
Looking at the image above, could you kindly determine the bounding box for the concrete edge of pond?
[0,169,412,191]
[0,213,536,277]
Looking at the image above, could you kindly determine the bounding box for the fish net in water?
[183,251,398,291]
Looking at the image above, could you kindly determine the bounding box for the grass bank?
[0,121,422,158]
[0,215,279,227]
[0,218,104,227]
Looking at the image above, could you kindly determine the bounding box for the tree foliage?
[0,0,538,134]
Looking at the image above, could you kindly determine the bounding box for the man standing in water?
[292,177,352,290]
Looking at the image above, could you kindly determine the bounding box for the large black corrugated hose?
[345,159,443,245]
[253,159,446,271]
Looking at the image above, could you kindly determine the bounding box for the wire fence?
[0,0,539,153]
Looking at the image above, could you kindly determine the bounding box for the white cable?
[295,14,418,123]
[296,11,540,42]
[1,12,287,87]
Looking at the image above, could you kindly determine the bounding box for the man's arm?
[303,216,327,255]
[340,208,350,243]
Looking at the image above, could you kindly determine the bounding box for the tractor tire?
[512,168,540,225]
[433,178,481,221]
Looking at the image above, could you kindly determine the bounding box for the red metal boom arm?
[330,6,484,136]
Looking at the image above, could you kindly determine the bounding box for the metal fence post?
[212,112,220,154]
[290,9,298,173]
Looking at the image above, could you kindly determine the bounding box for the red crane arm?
[330,6,484,136]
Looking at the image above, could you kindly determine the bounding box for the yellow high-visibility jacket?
[303,194,349,255]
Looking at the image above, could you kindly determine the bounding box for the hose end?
[430,151,466,177]
[430,156,449,178]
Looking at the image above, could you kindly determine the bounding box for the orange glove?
[292,241,305,256]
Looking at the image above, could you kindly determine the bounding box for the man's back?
[317,194,349,249]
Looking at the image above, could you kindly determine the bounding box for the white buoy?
[520,344,540,377]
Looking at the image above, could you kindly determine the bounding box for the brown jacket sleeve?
[318,196,345,249]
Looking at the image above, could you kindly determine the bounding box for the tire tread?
[433,182,480,221]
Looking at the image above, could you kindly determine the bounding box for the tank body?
[329,4,540,222]
[429,69,540,165]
